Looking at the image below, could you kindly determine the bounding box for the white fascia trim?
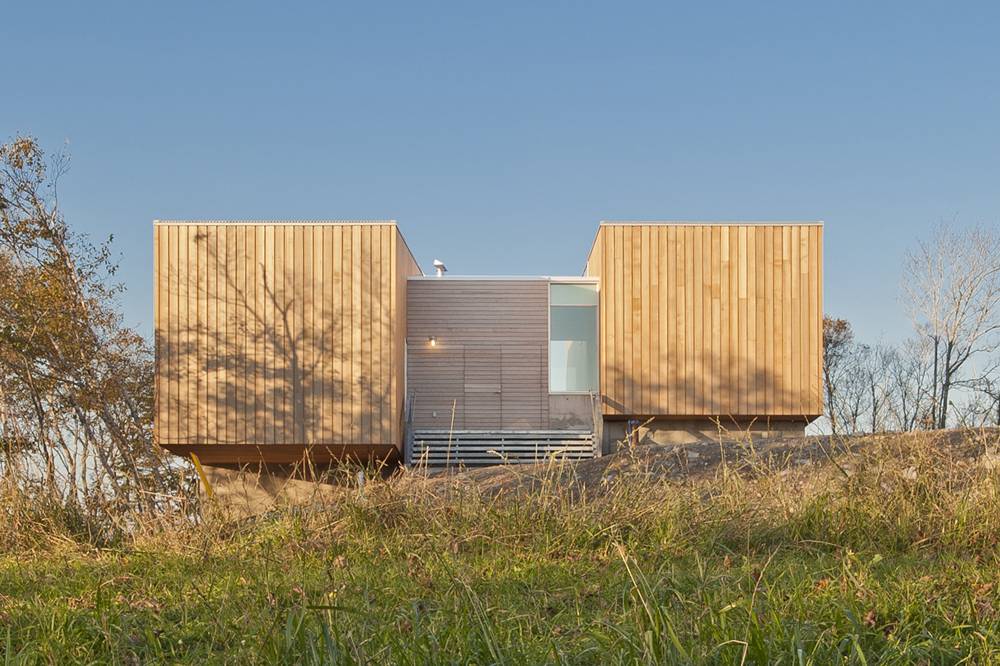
[407,276,599,282]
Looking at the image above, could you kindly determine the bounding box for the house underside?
[153,221,823,474]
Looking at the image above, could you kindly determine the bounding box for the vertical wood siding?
[586,223,823,418]
[154,222,420,448]
[406,280,551,430]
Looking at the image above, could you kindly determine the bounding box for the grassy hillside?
[2,429,1000,664]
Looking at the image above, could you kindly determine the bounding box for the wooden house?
[153,221,823,470]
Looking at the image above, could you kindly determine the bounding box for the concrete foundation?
[601,417,808,454]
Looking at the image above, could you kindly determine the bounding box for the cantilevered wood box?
[584,222,823,422]
[153,221,420,465]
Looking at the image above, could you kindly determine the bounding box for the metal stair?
[410,429,596,468]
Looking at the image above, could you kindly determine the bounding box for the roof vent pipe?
[432,259,447,277]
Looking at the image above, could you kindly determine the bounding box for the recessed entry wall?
[405,279,595,431]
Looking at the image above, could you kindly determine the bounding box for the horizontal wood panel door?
[502,345,544,428]
[464,344,501,429]
[409,342,548,430]
[585,223,823,419]
[408,345,465,428]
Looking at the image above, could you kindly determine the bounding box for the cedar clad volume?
[153,221,420,462]
[584,223,823,419]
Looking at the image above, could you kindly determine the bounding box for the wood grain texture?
[586,223,823,419]
[154,222,420,454]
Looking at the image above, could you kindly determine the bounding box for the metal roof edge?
[598,220,825,226]
[152,219,399,226]
[407,275,598,282]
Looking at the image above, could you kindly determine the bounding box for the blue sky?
[4,1,999,343]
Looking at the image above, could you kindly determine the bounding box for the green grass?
[2,432,1000,664]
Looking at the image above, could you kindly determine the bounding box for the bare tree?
[857,343,894,433]
[822,316,854,435]
[903,223,1000,429]
[829,341,870,435]
[958,359,1000,427]
[884,337,934,431]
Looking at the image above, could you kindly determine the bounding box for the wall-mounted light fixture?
[428,336,437,347]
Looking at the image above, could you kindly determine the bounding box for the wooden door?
[463,344,501,429]
[501,344,545,428]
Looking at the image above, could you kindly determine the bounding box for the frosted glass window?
[550,283,598,306]
[549,284,598,392]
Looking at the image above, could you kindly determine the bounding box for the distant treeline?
[824,223,1000,434]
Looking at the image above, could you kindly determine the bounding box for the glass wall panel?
[549,284,598,392]
[550,283,599,306]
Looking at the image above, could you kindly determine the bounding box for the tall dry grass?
[2,428,1000,663]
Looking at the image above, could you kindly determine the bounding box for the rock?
[901,466,918,481]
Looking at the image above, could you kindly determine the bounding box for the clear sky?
[4,1,999,343]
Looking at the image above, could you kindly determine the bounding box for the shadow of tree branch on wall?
[156,225,396,449]
[602,347,817,446]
